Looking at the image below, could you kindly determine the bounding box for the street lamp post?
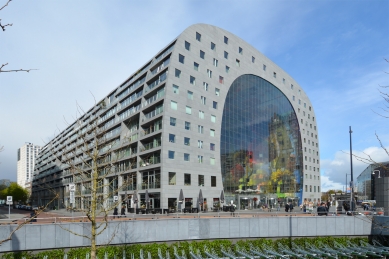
[349,126,355,212]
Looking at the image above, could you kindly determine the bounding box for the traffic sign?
[69,183,75,192]
[6,196,12,205]
[113,196,118,201]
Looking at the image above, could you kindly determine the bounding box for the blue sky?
[0,0,388,191]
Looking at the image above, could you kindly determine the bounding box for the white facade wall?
[17,143,41,188]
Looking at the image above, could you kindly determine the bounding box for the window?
[187,91,193,100]
[210,129,215,137]
[185,121,191,130]
[273,72,276,78]
[203,82,209,91]
[179,54,185,64]
[314,186,316,192]
[168,150,175,159]
[211,42,216,50]
[236,59,240,67]
[201,96,206,105]
[299,99,301,105]
[218,76,224,84]
[196,32,201,41]
[210,143,215,151]
[283,78,285,84]
[170,101,177,110]
[173,84,179,94]
[224,51,228,59]
[198,155,203,163]
[194,62,199,71]
[215,88,220,96]
[186,106,192,114]
[224,36,228,44]
[310,185,312,192]
[185,41,190,50]
[190,76,196,85]
[170,117,176,126]
[198,125,204,133]
[318,186,320,192]
[213,58,218,67]
[211,176,216,187]
[184,137,190,146]
[225,66,230,73]
[184,173,191,185]
[210,157,215,165]
[211,115,216,123]
[198,175,204,186]
[213,101,218,109]
[184,153,190,161]
[175,69,181,78]
[169,172,176,185]
[263,64,266,71]
[199,110,204,119]
[293,96,295,101]
[305,185,307,192]
[207,69,212,78]
[239,47,243,54]
[291,84,294,89]
[252,56,255,63]
[200,50,205,59]
[169,134,175,143]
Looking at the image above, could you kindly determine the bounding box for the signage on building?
[69,183,75,192]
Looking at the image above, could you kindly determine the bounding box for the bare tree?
[1,0,36,73]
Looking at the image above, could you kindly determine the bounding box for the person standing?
[113,207,118,219]
[289,202,294,212]
[285,203,289,212]
[121,206,126,217]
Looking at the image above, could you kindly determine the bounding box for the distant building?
[17,143,41,188]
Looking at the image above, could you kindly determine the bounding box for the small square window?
[198,155,203,163]
[224,36,228,44]
[190,76,196,85]
[184,137,190,146]
[252,56,255,63]
[213,58,218,67]
[211,42,216,50]
[194,62,199,71]
[198,125,204,133]
[185,41,190,50]
[169,172,176,185]
[169,134,175,143]
[210,129,215,137]
[224,51,228,59]
[201,96,206,105]
[198,140,203,148]
[219,76,224,84]
[273,72,276,78]
[210,143,215,151]
[263,64,266,71]
[184,153,190,161]
[199,110,204,119]
[170,117,176,126]
[293,96,295,101]
[170,101,177,110]
[186,106,192,114]
[213,101,218,109]
[225,66,230,73]
[185,121,191,130]
[236,59,240,67]
[187,91,193,100]
[173,84,179,94]
[211,115,216,123]
[283,78,285,84]
[210,157,215,165]
[291,84,294,89]
[200,50,205,59]
[207,69,212,78]
[196,32,201,42]
[179,54,185,64]
[211,176,216,187]
[203,82,209,91]
[215,88,220,96]
[168,150,175,159]
[198,175,204,186]
[239,47,243,54]
[184,173,191,185]
[175,69,181,78]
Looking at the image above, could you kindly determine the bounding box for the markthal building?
[32,24,320,212]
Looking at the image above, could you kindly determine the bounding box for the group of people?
[113,206,126,218]
[284,202,294,212]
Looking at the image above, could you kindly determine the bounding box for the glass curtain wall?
[221,74,303,206]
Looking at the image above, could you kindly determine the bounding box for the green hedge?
[0,236,368,259]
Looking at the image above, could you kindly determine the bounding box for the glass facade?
[221,74,303,205]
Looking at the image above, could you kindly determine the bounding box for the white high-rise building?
[17,142,41,188]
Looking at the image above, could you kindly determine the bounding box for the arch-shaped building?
[32,24,320,211]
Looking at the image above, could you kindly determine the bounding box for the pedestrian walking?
[121,206,126,217]
[289,202,294,212]
[285,203,289,212]
[113,207,118,219]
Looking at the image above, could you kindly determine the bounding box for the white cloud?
[320,146,389,191]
